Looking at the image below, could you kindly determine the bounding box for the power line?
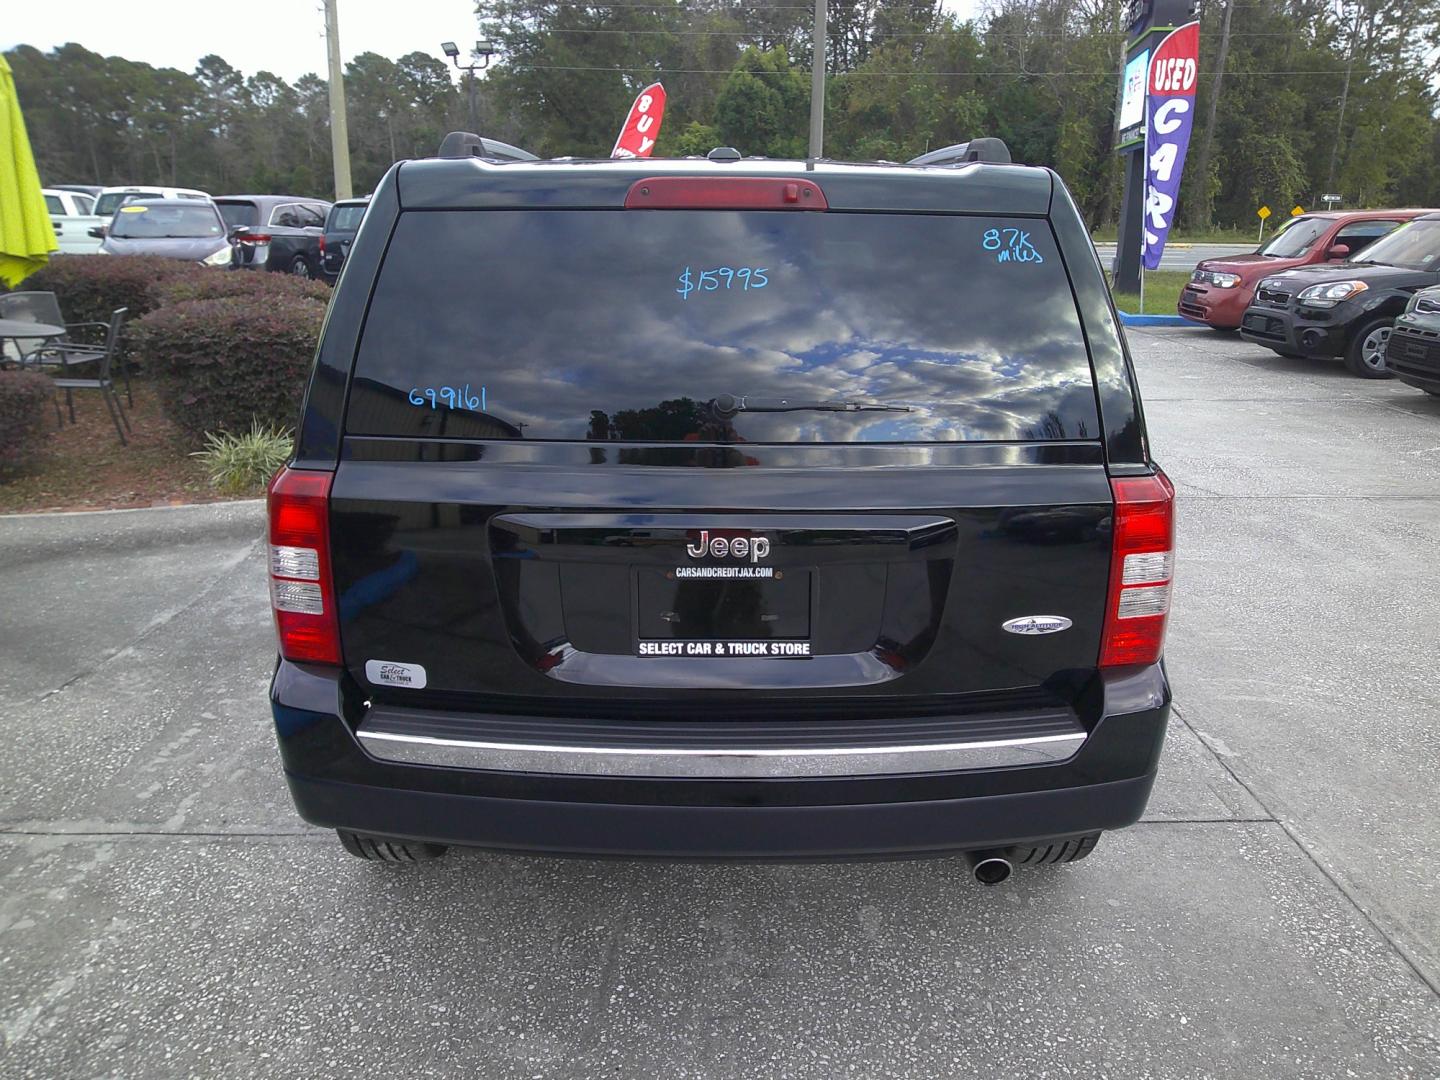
[500,63,1355,76]
[513,26,1341,38]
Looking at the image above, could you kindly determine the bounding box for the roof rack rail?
[907,138,1012,167]
[436,132,539,162]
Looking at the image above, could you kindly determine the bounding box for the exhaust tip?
[964,849,1014,886]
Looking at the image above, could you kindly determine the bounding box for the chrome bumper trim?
[355,728,1086,778]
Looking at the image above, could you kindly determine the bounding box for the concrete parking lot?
[2,328,1439,1078]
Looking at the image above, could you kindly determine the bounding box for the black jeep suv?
[267,138,1175,880]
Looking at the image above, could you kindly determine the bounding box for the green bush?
[132,295,325,445]
[0,370,54,474]
[20,255,195,333]
[191,421,294,494]
[156,271,332,308]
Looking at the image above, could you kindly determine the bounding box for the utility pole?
[808,0,826,159]
[1326,3,1357,194]
[323,0,353,200]
[1191,0,1233,230]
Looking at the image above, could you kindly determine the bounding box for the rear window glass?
[217,201,259,229]
[95,191,153,217]
[347,210,1099,443]
[327,204,366,232]
[110,204,224,239]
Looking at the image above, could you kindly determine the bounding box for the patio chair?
[0,291,134,405]
[45,308,131,445]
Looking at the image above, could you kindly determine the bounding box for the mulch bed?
[0,376,246,514]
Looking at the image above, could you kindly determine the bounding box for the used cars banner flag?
[611,82,667,159]
[1142,22,1200,270]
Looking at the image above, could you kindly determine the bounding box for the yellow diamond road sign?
[1257,206,1272,220]
[1291,206,1305,216]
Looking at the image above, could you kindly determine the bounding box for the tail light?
[624,177,828,210]
[267,467,341,664]
[238,232,272,244]
[318,235,326,254]
[1100,471,1175,668]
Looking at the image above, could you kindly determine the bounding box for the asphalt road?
[1094,241,1253,272]
[2,331,1439,1078]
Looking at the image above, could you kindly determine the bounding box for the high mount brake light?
[267,467,341,665]
[624,177,828,210]
[1100,471,1176,668]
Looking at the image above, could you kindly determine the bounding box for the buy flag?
[611,83,667,159]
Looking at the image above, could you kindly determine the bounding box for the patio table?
[0,318,65,366]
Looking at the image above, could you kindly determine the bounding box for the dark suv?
[267,139,1175,881]
[1385,286,1440,396]
[319,197,369,282]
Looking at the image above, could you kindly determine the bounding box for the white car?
[90,186,213,234]
[42,188,107,255]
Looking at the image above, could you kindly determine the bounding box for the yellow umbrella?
[0,53,57,287]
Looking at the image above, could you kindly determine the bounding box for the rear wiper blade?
[711,393,913,417]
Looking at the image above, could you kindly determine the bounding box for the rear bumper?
[234,245,270,271]
[286,770,1158,859]
[271,661,1171,858]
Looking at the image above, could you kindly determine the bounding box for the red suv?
[1178,211,1433,330]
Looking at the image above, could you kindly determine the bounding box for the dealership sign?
[1142,21,1199,270]
[611,82,667,159]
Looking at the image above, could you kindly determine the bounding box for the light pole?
[442,40,497,133]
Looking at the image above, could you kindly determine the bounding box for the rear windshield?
[216,201,259,229]
[110,203,224,239]
[346,210,1099,443]
[327,204,366,232]
[95,191,156,217]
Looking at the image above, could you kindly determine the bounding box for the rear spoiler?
[436,132,538,162]
[908,138,1013,167]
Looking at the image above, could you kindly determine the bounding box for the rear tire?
[1345,318,1394,378]
[289,255,313,279]
[337,829,448,863]
[1007,832,1100,866]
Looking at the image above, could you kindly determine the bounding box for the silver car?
[98,199,233,266]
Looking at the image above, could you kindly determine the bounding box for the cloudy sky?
[3,0,984,84]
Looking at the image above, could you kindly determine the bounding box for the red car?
[1178,210,1435,330]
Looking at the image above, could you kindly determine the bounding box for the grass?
[1108,269,1191,315]
[192,422,294,495]
[0,376,237,514]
